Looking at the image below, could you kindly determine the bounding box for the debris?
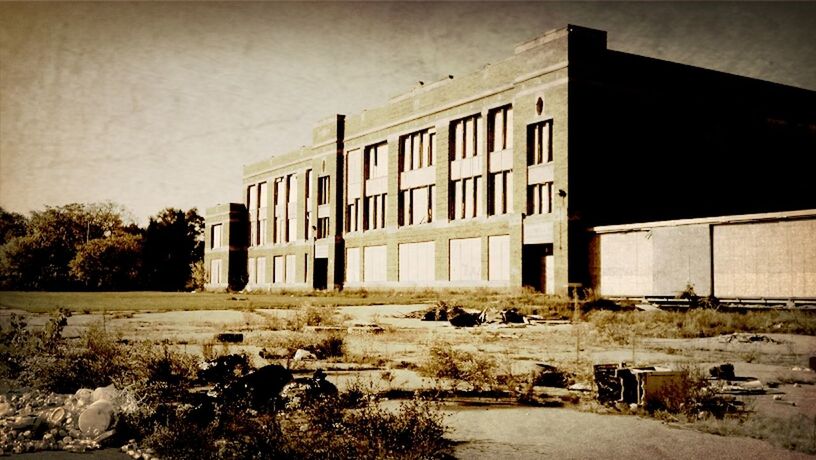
[594,363,684,405]
[500,308,527,324]
[78,400,114,436]
[567,383,592,392]
[215,332,244,343]
[719,333,780,344]
[773,395,783,400]
[197,354,251,384]
[347,323,384,334]
[709,363,736,380]
[422,306,449,321]
[223,364,293,409]
[810,356,816,371]
[91,384,119,403]
[449,308,486,327]
[594,364,622,404]
[293,349,317,361]
[533,363,572,388]
[279,369,338,410]
[718,379,764,395]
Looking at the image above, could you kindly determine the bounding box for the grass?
[589,308,816,342]
[691,413,816,455]
[0,288,572,314]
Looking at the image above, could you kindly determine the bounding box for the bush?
[642,364,732,418]
[419,343,499,391]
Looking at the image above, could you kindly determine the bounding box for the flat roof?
[589,208,816,233]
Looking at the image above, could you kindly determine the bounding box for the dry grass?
[692,414,816,455]
[589,309,816,343]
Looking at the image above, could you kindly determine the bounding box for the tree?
[0,208,27,246]
[69,232,143,290]
[0,202,132,290]
[141,208,204,291]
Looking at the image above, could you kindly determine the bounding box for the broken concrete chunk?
[74,389,93,406]
[78,400,114,435]
[91,385,119,403]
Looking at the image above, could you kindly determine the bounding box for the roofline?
[589,208,816,233]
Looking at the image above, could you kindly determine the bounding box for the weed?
[692,413,816,455]
[418,342,499,391]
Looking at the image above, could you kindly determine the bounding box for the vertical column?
[386,135,399,229]
[480,109,490,219]
[434,120,450,224]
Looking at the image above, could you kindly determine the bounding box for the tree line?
[0,203,204,291]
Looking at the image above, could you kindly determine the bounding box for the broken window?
[488,170,514,216]
[449,114,484,221]
[528,120,553,165]
[450,114,482,160]
[316,216,330,239]
[286,174,297,243]
[488,105,513,153]
[364,142,388,231]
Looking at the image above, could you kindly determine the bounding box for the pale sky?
[2,1,814,224]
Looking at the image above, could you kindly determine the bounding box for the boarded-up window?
[598,232,653,296]
[488,235,510,281]
[257,257,266,284]
[248,257,256,284]
[363,245,387,283]
[285,255,296,284]
[273,256,284,284]
[346,247,361,283]
[450,237,481,281]
[399,241,435,283]
[346,149,362,233]
[210,259,221,284]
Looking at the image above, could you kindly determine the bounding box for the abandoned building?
[204,25,816,300]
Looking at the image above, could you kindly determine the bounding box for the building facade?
[204,25,816,298]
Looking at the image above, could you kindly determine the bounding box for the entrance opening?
[313,258,328,290]
[522,244,554,294]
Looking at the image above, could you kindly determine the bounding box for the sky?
[1,1,815,224]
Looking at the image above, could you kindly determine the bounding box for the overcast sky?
[2,1,814,224]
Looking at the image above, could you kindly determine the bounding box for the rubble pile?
[0,385,121,455]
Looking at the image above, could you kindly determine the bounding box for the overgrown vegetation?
[692,413,816,455]
[418,342,500,392]
[1,307,450,459]
[589,309,816,342]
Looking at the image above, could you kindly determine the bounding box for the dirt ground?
[4,304,816,458]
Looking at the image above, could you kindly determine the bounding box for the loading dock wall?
[590,211,816,299]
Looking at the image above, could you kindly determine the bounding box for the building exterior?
[204,25,816,299]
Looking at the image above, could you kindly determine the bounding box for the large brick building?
[204,25,816,299]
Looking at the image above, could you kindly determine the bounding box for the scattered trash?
[567,383,592,392]
[593,363,683,405]
[717,379,765,395]
[709,363,736,380]
[449,308,486,327]
[718,333,780,344]
[279,369,338,410]
[293,349,318,361]
[422,306,449,322]
[533,363,572,388]
[221,364,293,410]
[500,308,527,324]
[347,323,384,334]
[0,387,123,455]
[215,332,244,343]
[197,354,251,384]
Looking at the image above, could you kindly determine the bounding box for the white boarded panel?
[257,257,266,284]
[364,245,387,283]
[714,219,816,298]
[273,256,284,284]
[398,241,435,283]
[248,257,256,284]
[347,247,361,283]
[210,259,221,285]
[285,255,296,284]
[598,231,653,296]
[488,235,510,281]
[450,237,482,281]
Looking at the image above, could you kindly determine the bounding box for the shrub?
[642,364,732,418]
[419,343,499,391]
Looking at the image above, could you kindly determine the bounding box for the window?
[305,169,312,238]
[364,142,388,231]
[345,149,362,233]
[273,178,284,244]
[488,170,513,216]
[398,129,435,227]
[450,114,482,160]
[528,120,553,165]
[210,224,222,249]
[247,182,267,246]
[449,114,484,221]
[286,174,297,243]
[488,105,513,153]
[316,217,330,239]
[528,181,553,215]
[317,176,330,206]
